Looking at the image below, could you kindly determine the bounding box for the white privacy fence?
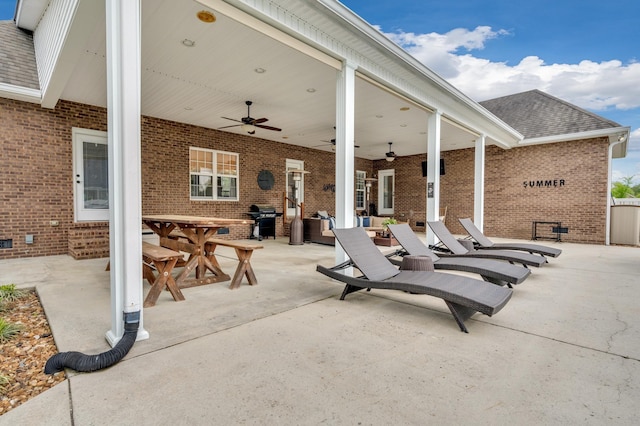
[613,198,640,206]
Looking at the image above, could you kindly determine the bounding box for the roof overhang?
[10,0,523,155]
[14,0,47,31]
[0,82,41,103]
[518,126,630,159]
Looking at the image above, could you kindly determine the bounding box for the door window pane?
[83,142,109,209]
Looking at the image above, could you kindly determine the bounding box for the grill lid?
[250,204,276,213]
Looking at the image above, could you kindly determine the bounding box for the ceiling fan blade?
[255,124,282,132]
[252,118,269,124]
[221,116,243,123]
[217,124,242,129]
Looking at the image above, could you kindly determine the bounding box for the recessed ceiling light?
[254,68,266,74]
[400,107,410,111]
[306,88,316,93]
[184,107,193,111]
[181,39,195,47]
[400,124,407,127]
[197,10,216,23]
[376,115,383,118]
[282,136,289,139]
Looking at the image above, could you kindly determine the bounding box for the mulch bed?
[0,290,66,416]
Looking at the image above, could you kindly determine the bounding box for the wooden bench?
[204,239,264,289]
[142,241,185,307]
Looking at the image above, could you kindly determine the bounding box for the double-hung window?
[355,170,366,211]
[190,147,239,201]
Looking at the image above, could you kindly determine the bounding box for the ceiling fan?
[218,100,281,134]
[314,139,361,150]
[314,127,360,150]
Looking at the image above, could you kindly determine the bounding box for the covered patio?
[1,236,639,424]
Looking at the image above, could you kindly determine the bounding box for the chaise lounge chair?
[427,221,547,268]
[458,218,562,258]
[316,227,513,333]
[387,223,530,288]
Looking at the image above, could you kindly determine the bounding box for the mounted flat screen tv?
[422,159,445,177]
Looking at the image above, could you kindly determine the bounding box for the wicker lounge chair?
[458,218,562,258]
[387,224,530,288]
[427,221,547,268]
[316,227,513,333]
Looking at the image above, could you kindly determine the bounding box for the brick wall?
[0,96,610,260]
[0,98,107,259]
[387,140,610,244]
[0,98,374,259]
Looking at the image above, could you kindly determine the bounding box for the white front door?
[73,128,109,222]
[377,169,394,215]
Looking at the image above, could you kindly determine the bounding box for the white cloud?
[381,25,640,184]
[382,26,640,112]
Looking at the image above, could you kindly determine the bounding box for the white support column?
[105,0,148,346]
[334,61,356,265]
[474,135,486,231]
[426,110,441,246]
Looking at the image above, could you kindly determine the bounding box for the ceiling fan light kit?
[386,141,396,162]
[218,100,282,134]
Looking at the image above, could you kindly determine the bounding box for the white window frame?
[72,127,109,222]
[355,170,366,211]
[377,169,395,215]
[189,147,240,201]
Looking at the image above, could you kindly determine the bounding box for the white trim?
[474,135,486,230]
[426,110,441,245]
[519,127,630,158]
[0,83,41,104]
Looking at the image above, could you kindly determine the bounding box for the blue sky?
[2,1,639,183]
[340,0,640,184]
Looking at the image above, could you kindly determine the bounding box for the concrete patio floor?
[0,235,639,425]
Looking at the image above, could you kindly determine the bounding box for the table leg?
[229,248,258,289]
[174,249,230,288]
[143,258,184,307]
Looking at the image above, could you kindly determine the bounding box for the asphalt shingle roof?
[480,89,621,139]
[0,20,39,89]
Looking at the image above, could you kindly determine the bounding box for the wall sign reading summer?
[523,179,566,188]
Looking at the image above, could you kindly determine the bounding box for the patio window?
[355,170,366,211]
[190,147,239,201]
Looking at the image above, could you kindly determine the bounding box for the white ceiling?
[59,0,480,160]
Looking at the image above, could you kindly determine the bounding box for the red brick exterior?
[0,97,609,259]
[387,141,610,244]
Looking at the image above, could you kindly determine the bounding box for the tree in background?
[611,176,638,198]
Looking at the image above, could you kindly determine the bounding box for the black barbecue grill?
[247,204,283,240]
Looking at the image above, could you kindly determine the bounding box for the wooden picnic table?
[142,215,249,289]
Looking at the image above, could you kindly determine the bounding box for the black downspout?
[44,311,140,374]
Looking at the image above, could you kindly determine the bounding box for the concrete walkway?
[1,237,639,425]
